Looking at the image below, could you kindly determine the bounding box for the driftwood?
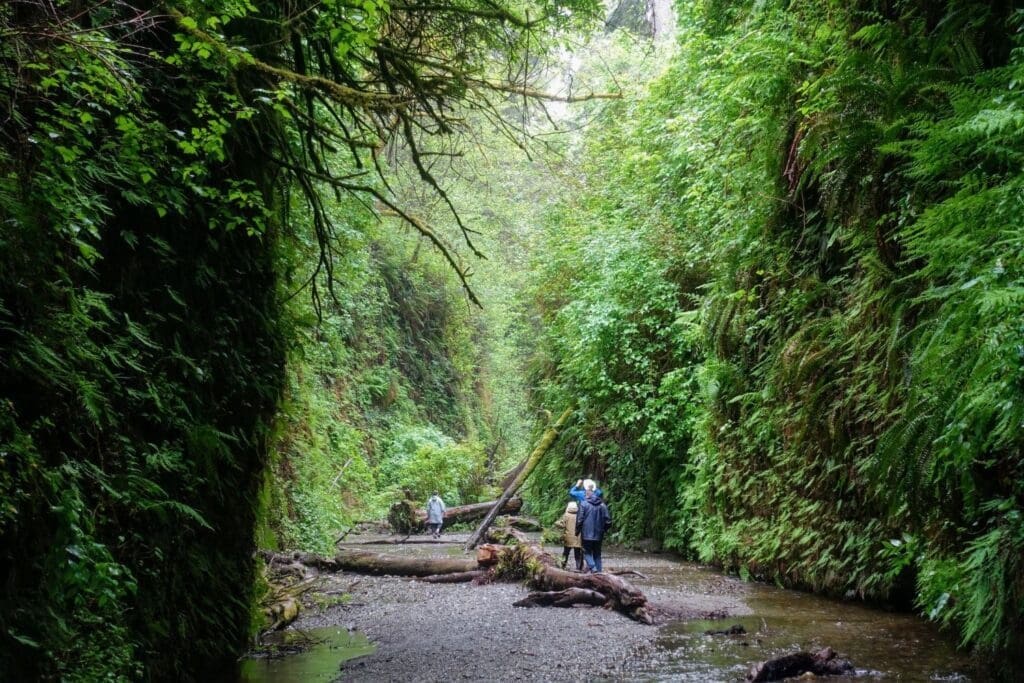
[257,522,655,625]
[262,597,300,632]
[747,647,854,682]
[528,562,653,623]
[488,527,654,624]
[514,587,607,608]
[466,407,574,550]
[257,568,321,634]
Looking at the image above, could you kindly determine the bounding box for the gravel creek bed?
[283,533,749,682]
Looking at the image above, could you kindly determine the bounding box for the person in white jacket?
[426,492,446,538]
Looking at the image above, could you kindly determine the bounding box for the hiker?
[554,501,584,570]
[569,477,602,504]
[426,491,446,538]
[575,481,611,572]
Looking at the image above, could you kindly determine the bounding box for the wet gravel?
[287,533,748,682]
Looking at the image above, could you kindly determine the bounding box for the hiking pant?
[582,539,603,572]
[562,546,583,570]
[427,522,442,536]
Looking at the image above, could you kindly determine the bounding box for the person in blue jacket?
[569,478,602,504]
[574,482,611,573]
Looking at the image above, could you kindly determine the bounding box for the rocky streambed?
[241,533,973,682]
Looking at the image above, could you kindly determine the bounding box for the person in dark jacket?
[574,482,611,572]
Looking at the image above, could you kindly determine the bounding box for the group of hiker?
[422,476,612,573]
[555,478,612,573]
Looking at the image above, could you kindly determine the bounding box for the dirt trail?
[290,533,746,682]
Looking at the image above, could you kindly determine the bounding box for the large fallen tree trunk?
[465,406,574,550]
[514,587,607,608]
[388,498,523,534]
[441,499,523,524]
[258,523,655,624]
[260,549,477,577]
[483,527,653,623]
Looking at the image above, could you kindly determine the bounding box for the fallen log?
[487,526,654,624]
[420,570,488,584]
[746,647,854,682]
[466,406,575,550]
[259,549,477,577]
[339,537,461,546]
[442,499,523,524]
[514,587,608,608]
[388,498,524,534]
[258,526,656,625]
[530,563,653,624]
[330,549,477,577]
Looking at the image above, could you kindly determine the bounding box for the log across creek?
[260,527,653,623]
[387,497,524,533]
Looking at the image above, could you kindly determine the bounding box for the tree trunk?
[498,457,527,490]
[420,570,488,584]
[484,527,654,624]
[439,499,522,524]
[257,523,656,625]
[465,407,574,550]
[388,498,523,533]
[259,549,477,577]
[513,587,607,608]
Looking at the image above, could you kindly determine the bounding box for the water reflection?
[624,556,972,681]
[239,627,375,683]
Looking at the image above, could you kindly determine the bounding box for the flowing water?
[621,554,973,681]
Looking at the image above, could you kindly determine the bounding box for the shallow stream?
[239,627,376,683]
[240,537,973,681]
[620,554,972,681]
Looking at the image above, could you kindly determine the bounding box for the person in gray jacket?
[426,492,446,538]
[574,482,611,572]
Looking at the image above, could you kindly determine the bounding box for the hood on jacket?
[565,501,578,513]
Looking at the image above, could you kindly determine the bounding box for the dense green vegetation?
[526,0,1024,668]
[258,214,511,554]
[0,0,595,678]
[3,0,1023,679]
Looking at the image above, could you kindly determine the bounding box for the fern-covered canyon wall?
[0,0,585,678]
[525,0,1024,666]
[257,217,525,554]
[3,0,1024,678]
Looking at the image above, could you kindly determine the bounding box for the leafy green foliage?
[525,0,1024,667]
[1,0,599,678]
[258,216,502,550]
